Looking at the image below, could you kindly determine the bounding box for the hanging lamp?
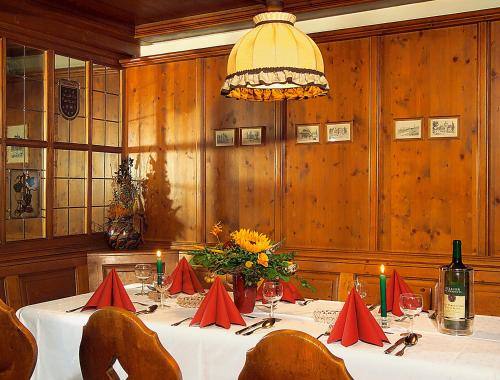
[221,0,329,101]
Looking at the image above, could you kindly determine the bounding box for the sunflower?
[230,228,272,253]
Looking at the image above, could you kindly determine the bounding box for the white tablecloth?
[17,285,500,380]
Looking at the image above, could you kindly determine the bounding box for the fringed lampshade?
[221,9,329,101]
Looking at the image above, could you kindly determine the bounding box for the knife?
[384,337,406,354]
[235,319,268,335]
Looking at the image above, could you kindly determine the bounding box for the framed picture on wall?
[240,127,264,146]
[326,121,352,142]
[429,116,459,138]
[394,118,422,140]
[296,124,320,144]
[214,128,237,147]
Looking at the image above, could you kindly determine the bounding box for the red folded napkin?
[82,269,135,312]
[169,257,204,295]
[256,279,304,304]
[328,288,389,347]
[190,277,246,329]
[387,270,414,317]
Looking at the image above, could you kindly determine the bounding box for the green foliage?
[189,244,296,287]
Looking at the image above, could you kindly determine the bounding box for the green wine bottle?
[438,240,474,335]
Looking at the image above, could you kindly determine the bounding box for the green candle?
[156,250,163,285]
[380,264,387,318]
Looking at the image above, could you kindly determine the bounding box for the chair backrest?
[79,307,182,380]
[0,299,37,380]
[238,329,353,380]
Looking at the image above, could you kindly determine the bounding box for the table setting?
[16,228,500,380]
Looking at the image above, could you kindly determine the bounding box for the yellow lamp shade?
[221,12,329,101]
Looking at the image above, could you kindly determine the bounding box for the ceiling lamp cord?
[220,0,330,101]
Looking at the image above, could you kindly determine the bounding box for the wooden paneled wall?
[124,13,500,315]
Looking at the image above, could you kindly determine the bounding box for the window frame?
[0,38,123,245]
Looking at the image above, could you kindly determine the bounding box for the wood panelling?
[125,13,500,316]
[126,61,200,242]
[379,25,480,254]
[19,268,76,305]
[204,56,277,241]
[491,21,500,256]
[0,0,138,65]
[0,277,4,301]
[285,38,371,249]
[87,250,179,291]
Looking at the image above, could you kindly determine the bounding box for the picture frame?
[394,118,423,140]
[214,128,237,147]
[296,124,320,144]
[240,127,264,146]
[429,116,459,138]
[326,121,352,143]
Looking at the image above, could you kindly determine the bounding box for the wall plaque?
[58,79,80,120]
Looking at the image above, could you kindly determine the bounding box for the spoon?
[242,318,276,335]
[135,304,158,315]
[395,333,418,356]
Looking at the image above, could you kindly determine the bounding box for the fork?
[171,317,192,326]
[298,299,315,306]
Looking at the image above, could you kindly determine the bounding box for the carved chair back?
[0,299,37,380]
[238,329,353,380]
[79,307,182,380]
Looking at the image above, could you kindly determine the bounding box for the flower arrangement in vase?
[188,222,310,313]
[104,158,144,250]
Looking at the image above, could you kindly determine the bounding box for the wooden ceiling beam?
[134,0,418,43]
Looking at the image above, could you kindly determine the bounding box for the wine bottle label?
[443,286,466,319]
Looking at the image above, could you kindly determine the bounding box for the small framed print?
[240,127,264,146]
[326,121,352,142]
[394,118,422,140]
[296,124,320,144]
[429,117,459,138]
[214,128,236,147]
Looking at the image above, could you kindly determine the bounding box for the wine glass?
[399,293,423,335]
[155,273,173,309]
[349,279,367,299]
[262,281,283,318]
[134,264,152,296]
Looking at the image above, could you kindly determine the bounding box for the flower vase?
[232,273,256,313]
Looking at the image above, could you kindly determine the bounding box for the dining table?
[16,284,500,380]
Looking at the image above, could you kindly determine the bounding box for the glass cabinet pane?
[92,64,121,147]
[54,55,87,144]
[53,149,87,236]
[6,42,46,141]
[5,147,46,241]
[91,152,120,232]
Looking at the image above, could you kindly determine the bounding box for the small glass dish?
[176,293,205,308]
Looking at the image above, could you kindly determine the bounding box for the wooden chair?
[0,299,37,380]
[79,307,182,380]
[238,330,353,380]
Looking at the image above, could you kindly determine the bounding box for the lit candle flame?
[380,264,385,274]
[156,250,161,258]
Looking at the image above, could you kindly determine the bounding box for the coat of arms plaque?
[58,79,80,120]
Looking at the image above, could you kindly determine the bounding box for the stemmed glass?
[349,279,367,299]
[154,273,173,309]
[262,281,283,319]
[134,264,152,296]
[399,293,423,335]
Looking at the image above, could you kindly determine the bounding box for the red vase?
[232,274,256,313]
